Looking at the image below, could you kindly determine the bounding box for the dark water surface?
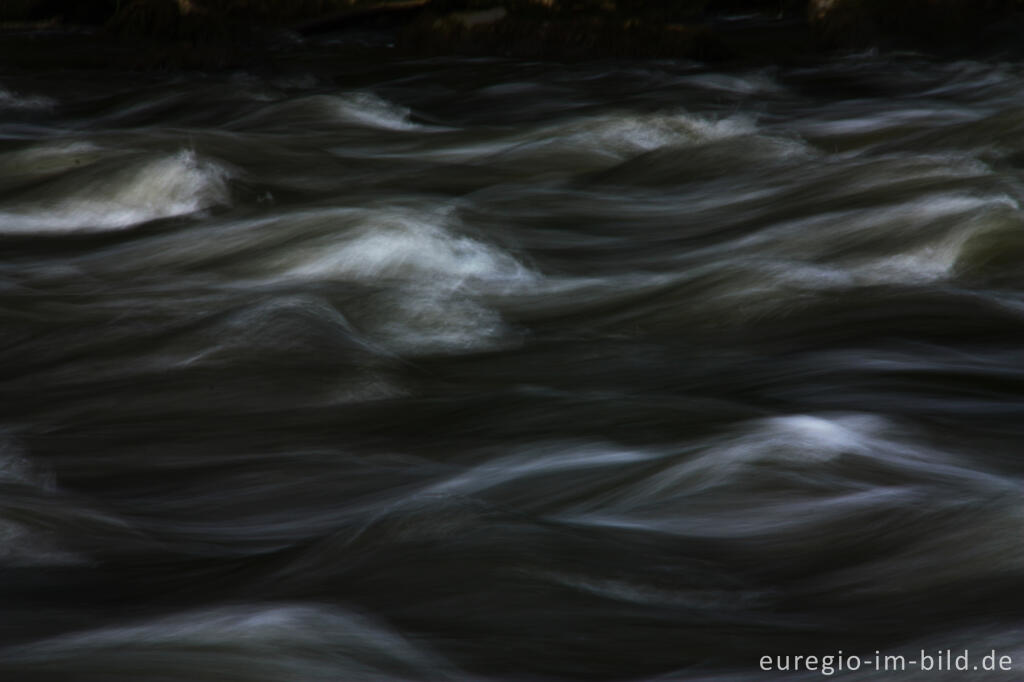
[3,45,1024,680]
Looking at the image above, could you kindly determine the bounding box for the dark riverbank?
[3,0,1024,69]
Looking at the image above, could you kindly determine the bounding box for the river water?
[2,45,1024,680]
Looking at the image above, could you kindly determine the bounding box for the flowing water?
[3,44,1024,680]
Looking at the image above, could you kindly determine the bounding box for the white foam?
[686,191,1022,310]
[330,92,422,131]
[270,207,537,353]
[783,194,1021,287]
[353,111,803,167]
[369,291,509,354]
[244,92,424,132]
[529,111,762,158]
[562,413,1015,542]
[849,195,1020,284]
[0,150,230,234]
[280,208,533,285]
[636,414,888,500]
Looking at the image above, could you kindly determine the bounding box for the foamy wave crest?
[268,207,537,353]
[650,187,1022,324]
[235,92,423,132]
[548,111,760,156]
[0,150,230,234]
[427,111,812,174]
[279,208,534,284]
[765,193,1022,289]
[565,414,1015,540]
[330,92,422,131]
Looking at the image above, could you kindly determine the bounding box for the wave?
[0,605,466,682]
[0,141,105,185]
[337,111,809,178]
[0,86,54,111]
[263,206,537,353]
[0,150,230,234]
[0,435,94,567]
[231,92,426,132]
